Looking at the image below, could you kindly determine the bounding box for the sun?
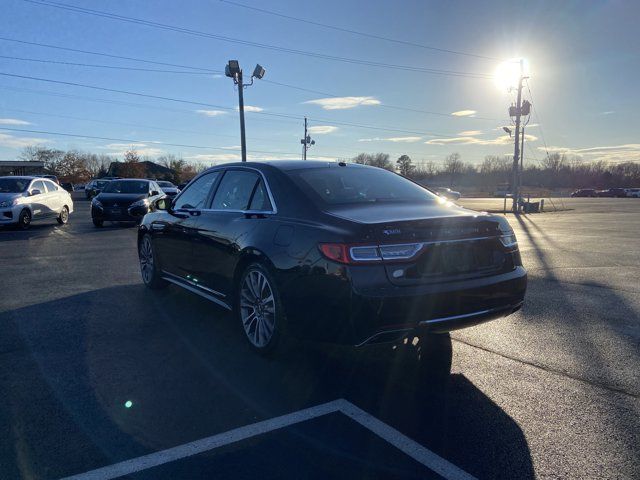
[494,58,529,91]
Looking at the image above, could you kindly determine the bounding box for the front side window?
[286,166,438,206]
[31,181,46,194]
[174,171,219,210]
[211,170,260,211]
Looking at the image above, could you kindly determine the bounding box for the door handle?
[189,210,201,217]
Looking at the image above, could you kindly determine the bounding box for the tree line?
[17,145,640,189]
[19,146,204,185]
[353,152,640,189]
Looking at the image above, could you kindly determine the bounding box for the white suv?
[0,176,74,229]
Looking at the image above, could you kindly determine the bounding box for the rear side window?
[248,180,273,211]
[211,170,260,211]
[43,180,58,192]
[174,171,219,210]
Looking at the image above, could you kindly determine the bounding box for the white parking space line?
[60,399,476,480]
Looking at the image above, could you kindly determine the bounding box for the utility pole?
[300,117,315,160]
[520,126,525,196]
[237,69,247,162]
[224,60,266,162]
[508,59,528,213]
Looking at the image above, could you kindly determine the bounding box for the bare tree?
[443,152,463,187]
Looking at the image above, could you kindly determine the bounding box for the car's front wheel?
[237,263,285,355]
[18,209,31,230]
[57,206,69,224]
[139,234,167,289]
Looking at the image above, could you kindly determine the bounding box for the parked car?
[137,161,527,355]
[596,188,627,197]
[91,178,164,227]
[0,176,73,229]
[61,182,74,193]
[85,179,111,199]
[434,187,461,201]
[570,189,597,197]
[624,188,640,198]
[156,180,180,197]
[41,174,60,185]
[178,182,189,190]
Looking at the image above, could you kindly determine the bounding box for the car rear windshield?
[157,181,174,187]
[0,178,29,193]
[285,166,439,206]
[103,180,148,194]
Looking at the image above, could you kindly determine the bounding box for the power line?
[0,126,307,157]
[0,71,467,138]
[20,0,494,79]
[0,36,218,72]
[525,79,550,158]
[0,54,218,75]
[0,35,499,122]
[219,0,501,61]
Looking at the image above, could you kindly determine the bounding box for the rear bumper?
[282,266,527,346]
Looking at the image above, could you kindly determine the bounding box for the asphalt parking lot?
[1,194,639,479]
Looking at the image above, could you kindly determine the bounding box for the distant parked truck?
[596,188,627,198]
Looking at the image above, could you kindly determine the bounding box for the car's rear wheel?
[237,263,285,355]
[139,234,167,289]
[18,209,31,230]
[57,206,69,224]
[92,218,103,227]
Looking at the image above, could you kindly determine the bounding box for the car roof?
[207,160,367,172]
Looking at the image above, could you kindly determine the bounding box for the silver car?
[0,176,74,229]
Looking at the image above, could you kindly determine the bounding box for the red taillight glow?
[318,243,352,264]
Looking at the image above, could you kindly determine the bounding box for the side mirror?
[30,189,41,196]
[154,197,170,211]
[151,190,160,196]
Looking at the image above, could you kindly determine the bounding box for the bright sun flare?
[494,58,529,91]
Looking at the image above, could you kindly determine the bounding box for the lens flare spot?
[125,400,133,408]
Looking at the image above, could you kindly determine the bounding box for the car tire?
[18,209,31,230]
[92,218,104,228]
[57,206,69,224]
[236,262,287,355]
[416,332,452,384]
[138,234,167,289]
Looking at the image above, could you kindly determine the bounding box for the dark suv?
[137,162,527,355]
[91,179,163,227]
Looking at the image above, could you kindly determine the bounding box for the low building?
[0,160,46,176]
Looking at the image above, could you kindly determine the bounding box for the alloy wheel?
[240,270,276,348]
[139,236,155,285]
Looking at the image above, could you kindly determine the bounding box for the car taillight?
[318,242,424,264]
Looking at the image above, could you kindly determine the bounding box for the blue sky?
[0,0,638,166]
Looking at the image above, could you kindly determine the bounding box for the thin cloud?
[359,136,422,143]
[0,118,31,125]
[451,110,476,117]
[308,125,338,134]
[305,96,381,110]
[426,134,538,146]
[600,111,615,115]
[458,130,482,136]
[0,133,47,148]
[238,105,263,113]
[538,144,640,163]
[196,109,227,117]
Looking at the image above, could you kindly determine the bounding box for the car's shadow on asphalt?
[0,282,535,479]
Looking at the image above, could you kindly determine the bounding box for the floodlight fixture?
[252,64,266,80]
[503,126,512,137]
[226,60,240,78]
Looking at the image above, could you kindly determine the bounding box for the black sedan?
[137,161,527,355]
[91,179,163,227]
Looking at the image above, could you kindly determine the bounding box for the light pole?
[225,60,265,162]
[300,117,315,160]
